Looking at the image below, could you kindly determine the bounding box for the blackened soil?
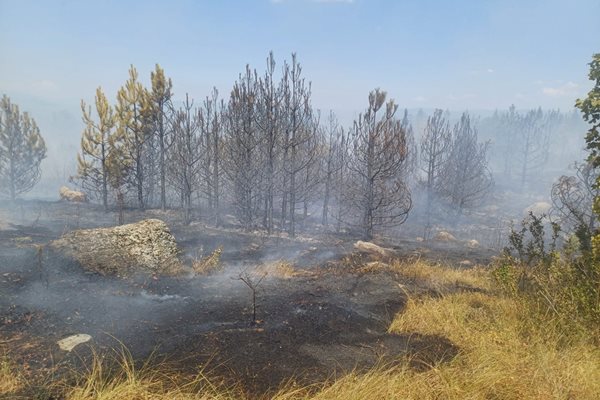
[0,201,491,398]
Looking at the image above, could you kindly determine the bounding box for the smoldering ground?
[0,200,496,397]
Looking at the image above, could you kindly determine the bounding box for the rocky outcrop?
[50,219,182,275]
[59,186,87,202]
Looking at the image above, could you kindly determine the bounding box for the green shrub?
[494,213,600,342]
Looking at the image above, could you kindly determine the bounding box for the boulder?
[50,219,182,275]
[434,231,456,242]
[59,186,87,202]
[353,241,393,257]
[523,201,551,218]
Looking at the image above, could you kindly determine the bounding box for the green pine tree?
[116,65,150,209]
[77,87,115,211]
[0,95,47,200]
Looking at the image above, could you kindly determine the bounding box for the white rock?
[353,241,393,257]
[57,334,92,352]
[465,239,480,248]
[434,231,456,242]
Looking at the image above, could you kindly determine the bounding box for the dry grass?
[65,350,241,400]
[389,258,491,291]
[0,356,23,395]
[192,246,223,275]
[255,260,308,279]
[273,266,600,399]
[7,261,600,399]
[382,292,600,399]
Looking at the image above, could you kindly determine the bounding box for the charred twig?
[237,268,268,324]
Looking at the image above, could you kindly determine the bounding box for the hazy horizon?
[1,0,599,194]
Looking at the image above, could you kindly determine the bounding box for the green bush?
[494,213,600,342]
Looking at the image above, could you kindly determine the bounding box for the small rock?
[434,231,456,242]
[459,260,473,267]
[57,334,92,351]
[465,239,480,248]
[353,241,393,257]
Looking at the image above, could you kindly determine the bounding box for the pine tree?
[148,64,173,210]
[420,109,452,230]
[168,93,202,225]
[346,89,412,239]
[77,87,115,210]
[223,66,263,230]
[280,54,313,237]
[116,65,150,209]
[438,113,493,215]
[0,95,47,200]
[105,122,130,224]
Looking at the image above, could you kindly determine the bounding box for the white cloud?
[414,95,427,103]
[542,81,579,97]
[487,68,494,73]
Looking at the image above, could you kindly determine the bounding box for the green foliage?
[115,65,152,209]
[0,95,47,199]
[576,53,600,168]
[495,213,600,341]
[77,87,116,210]
[504,212,560,268]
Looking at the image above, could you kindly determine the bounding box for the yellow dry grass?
[65,350,241,400]
[8,261,600,400]
[192,246,223,275]
[256,260,304,279]
[273,263,600,400]
[0,356,23,395]
[390,258,491,290]
[380,292,600,399]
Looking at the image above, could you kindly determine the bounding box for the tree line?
[0,52,585,240]
[74,52,497,239]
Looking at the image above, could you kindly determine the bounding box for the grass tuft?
[0,356,22,395]
[193,246,224,275]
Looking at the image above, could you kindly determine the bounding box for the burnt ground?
[0,201,497,398]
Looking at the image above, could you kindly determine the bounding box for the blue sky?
[1,0,599,117]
